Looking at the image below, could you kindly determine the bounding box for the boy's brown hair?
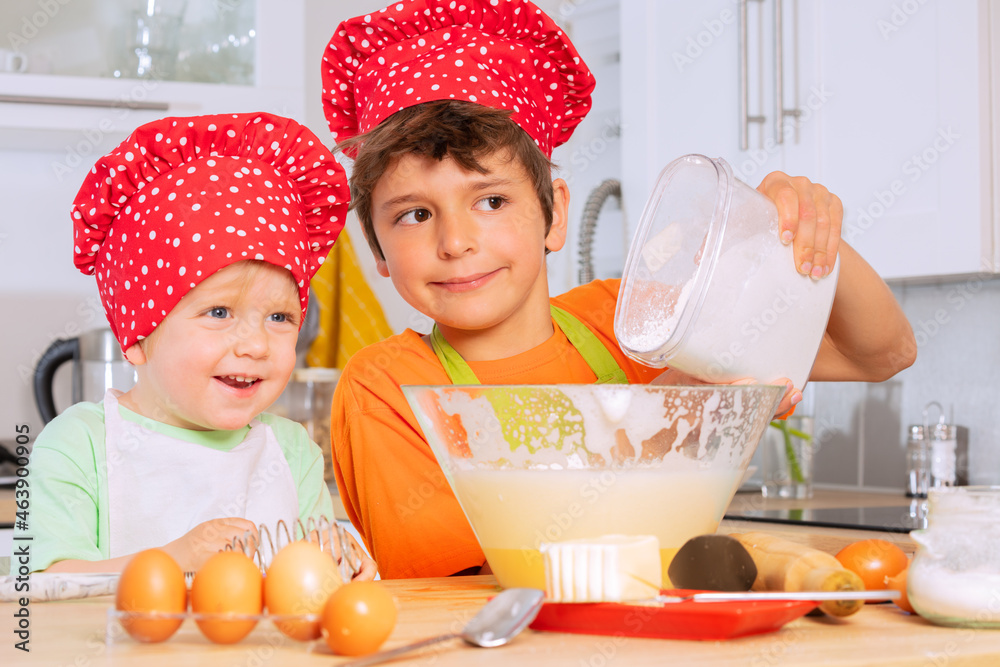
[338,100,555,261]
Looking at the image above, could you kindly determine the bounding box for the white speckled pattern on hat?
[322,0,595,157]
[71,113,350,351]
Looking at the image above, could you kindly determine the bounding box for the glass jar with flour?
[614,154,839,389]
[908,486,1000,627]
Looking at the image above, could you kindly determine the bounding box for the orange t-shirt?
[330,279,663,579]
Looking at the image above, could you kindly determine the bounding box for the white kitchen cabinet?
[0,0,305,153]
[619,0,786,208]
[620,0,998,281]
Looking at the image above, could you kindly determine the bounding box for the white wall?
[0,0,577,432]
[0,149,109,433]
[302,0,428,336]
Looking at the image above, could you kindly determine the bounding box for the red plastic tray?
[529,589,818,641]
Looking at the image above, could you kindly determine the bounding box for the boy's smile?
[371,151,569,360]
[434,269,502,292]
[119,261,300,431]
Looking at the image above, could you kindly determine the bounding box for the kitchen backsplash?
[810,276,1000,489]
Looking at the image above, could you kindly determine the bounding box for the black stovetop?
[723,502,928,533]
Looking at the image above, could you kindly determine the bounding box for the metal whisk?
[226,515,366,583]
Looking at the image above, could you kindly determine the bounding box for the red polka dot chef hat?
[72,112,350,352]
[322,0,596,157]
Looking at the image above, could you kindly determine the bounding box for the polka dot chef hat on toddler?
[72,112,350,352]
[322,0,596,157]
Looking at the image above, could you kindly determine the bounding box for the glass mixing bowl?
[402,383,783,590]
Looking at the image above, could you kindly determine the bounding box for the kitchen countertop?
[3,573,1000,666]
[4,487,997,665]
[721,487,920,554]
[728,487,919,512]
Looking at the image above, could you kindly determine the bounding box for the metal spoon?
[338,587,545,667]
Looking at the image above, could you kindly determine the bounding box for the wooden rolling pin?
[731,532,866,617]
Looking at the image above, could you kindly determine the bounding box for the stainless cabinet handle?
[774,0,801,144]
[0,94,168,111]
[739,0,767,150]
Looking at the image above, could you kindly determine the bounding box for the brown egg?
[191,551,263,644]
[321,581,397,656]
[264,540,343,640]
[116,549,187,643]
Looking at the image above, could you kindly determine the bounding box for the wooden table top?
[6,487,990,665]
[3,573,1000,666]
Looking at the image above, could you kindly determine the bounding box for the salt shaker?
[905,425,931,498]
[907,402,968,494]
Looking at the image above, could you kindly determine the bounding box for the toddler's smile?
[216,375,261,390]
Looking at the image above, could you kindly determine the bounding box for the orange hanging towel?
[307,229,394,368]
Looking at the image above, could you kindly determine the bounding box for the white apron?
[103,389,300,558]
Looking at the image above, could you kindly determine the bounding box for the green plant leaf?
[769,419,806,484]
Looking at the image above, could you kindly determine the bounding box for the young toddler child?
[22,112,375,577]
[321,0,917,579]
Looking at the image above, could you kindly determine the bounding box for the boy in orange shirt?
[322,0,916,579]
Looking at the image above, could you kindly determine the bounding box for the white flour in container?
[907,487,1000,627]
[620,233,837,389]
[907,567,1000,625]
[618,278,695,354]
[673,237,835,388]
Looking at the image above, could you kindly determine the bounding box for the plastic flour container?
[614,154,839,389]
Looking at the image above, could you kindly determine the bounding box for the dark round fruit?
[667,534,757,591]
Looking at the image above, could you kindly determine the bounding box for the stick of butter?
[541,535,662,602]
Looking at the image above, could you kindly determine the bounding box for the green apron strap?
[430,325,481,385]
[550,305,628,385]
[430,305,628,385]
